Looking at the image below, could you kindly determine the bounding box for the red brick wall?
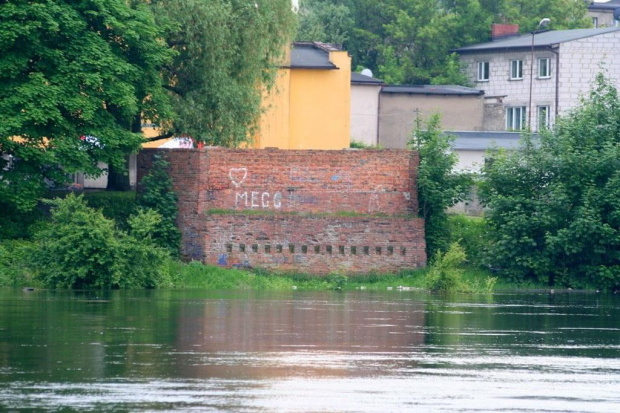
[137,148,426,274]
[491,23,519,39]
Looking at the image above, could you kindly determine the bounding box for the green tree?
[302,0,590,85]
[408,114,470,258]
[296,0,354,44]
[480,72,620,290]
[0,1,172,211]
[152,0,296,147]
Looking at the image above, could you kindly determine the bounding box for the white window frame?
[477,61,490,81]
[537,105,550,130]
[592,17,598,28]
[510,59,523,80]
[506,106,526,131]
[538,58,550,79]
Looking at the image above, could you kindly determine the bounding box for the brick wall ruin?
[137,148,426,275]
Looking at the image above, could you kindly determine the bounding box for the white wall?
[350,84,381,146]
[558,31,620,114]
[454,150,486,173]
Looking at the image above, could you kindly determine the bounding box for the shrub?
[33,194,170,289]
[137,154,181,255]
[0,240,39,287]
[425,242,467,293]
[448,214,489,268]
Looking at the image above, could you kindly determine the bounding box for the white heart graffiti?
[229,167,248,188]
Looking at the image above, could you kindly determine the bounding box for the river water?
[0,289,618,412]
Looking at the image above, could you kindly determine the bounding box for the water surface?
[1,289,618,411]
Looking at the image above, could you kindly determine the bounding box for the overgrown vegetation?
[33,194,171,289]
[408,115,471,258]
[136,155,181,255]
[480,73,620,290]
[349,140,382,149]
[424,242,496,293]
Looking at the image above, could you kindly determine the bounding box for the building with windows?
[588,0,620,28]
[456,26,620,132]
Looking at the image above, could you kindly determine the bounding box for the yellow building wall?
[256,68,291,149]
[256,49,351,150]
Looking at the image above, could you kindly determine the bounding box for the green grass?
[166,260,499,292]
[0,236,542,293]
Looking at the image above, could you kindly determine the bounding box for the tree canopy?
[0,0,171,212]
[298,0,591,84]
[154,0,296,147]
[0,0,296,215]
[480,72,620,290]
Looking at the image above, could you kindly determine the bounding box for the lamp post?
[528,18,550,130]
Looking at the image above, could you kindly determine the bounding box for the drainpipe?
[548,45,560,120]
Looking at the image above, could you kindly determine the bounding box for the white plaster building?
[350,72,383,146]
[457,27,620,132]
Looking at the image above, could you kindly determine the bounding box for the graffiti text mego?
[235,191,282,209]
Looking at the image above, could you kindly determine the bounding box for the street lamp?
[528,18,550,130]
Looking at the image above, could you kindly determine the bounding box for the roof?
[351,72,384,85]
[448,131,531,151]
[381,85,484,96]
[589,0,620,11]
[456,27,620,53]
[289,42,341,69]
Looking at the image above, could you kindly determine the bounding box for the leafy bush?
[0,240,40,287]
[480,72,620,290]
[448,214,489,268]
[137,154,181,255]
[425,242,467,293]
[408,115,471,258]
[33,194,170,289]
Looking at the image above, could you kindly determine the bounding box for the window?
[538,58,550,78]
[506,106,526,131]
[477,61,490,81]
[592,17,598,28]
[510,60,523,80]
[537,106,550,130]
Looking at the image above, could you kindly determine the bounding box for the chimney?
[491,24,519,40]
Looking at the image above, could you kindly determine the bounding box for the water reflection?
[1,289,619,411]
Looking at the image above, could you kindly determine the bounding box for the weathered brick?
[137,148,426,275]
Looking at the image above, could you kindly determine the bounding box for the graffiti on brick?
[229,167,247,188]
[235,191,282,209]
[230,167,282,209]
[368,185,385,213]
[290,166,319,182]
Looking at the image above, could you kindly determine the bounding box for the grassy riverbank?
[0,239,517,292]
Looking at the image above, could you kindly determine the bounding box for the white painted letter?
[235,192,248,207]
[262,192,270,208]
[273,192,282,209]
[251,191,259,208]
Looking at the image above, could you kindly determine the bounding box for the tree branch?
[143,131,175,142]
